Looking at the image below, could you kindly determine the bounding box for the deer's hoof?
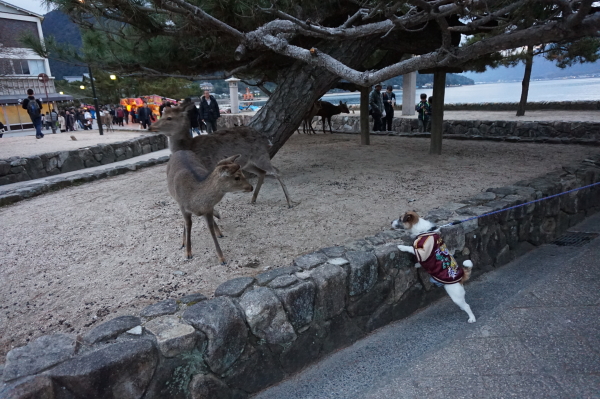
[187,254,193,260]
[218,235,225,238]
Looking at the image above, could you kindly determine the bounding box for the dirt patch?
[0,129,151,159]
[1,133,598,361]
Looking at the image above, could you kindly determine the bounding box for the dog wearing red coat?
[392,211,476,323]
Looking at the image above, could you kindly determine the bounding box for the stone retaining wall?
[0,155,171,208]
[1,155,599,399]
[330,115,600,140]
[0,135,168,186]
[218,114,600,143]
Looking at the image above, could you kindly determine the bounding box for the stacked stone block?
[0,135,168,187]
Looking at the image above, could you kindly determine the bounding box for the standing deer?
[149,102,293,207]
[300,100,322,134]
[168,151,253,263]
[317,101,350,133]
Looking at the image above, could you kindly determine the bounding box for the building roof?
[0,0,44,19]
[0,93,74,105]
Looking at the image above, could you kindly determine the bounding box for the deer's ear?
[179,100,195,112]
[219,163,240,177]
[218,154,241,165]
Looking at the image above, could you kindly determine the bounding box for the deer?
[167,151,253,263]
[100,113,114,132]
[148,101,294,208]
[299,100,322,134]
[316,100,350,134]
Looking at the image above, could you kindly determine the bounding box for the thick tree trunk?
[249,39,375,158]
[429,70,446,155]
[516,45,534,117]
[360,86,370,145]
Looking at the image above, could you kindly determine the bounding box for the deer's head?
[215,155,253,193]
[339,101,350,114]
[148,101,194,136]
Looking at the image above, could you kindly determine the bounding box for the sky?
[6,0,51,15]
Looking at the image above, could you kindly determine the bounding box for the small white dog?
[392,211,476,323]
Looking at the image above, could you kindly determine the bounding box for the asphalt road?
[254,213,600,399]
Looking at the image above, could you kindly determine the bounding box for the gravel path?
[1,133,598,362]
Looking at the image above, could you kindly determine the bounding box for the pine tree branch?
[259,11,600,87]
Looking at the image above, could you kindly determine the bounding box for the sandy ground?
[1,133,599,362]
[0,130,152,159]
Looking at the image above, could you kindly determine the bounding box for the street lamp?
[80,85,85,90]
[59,91,64,95]
[110,74,117,80]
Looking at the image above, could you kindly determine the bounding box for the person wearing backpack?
[50,109,59,134]
[22,89,44,139]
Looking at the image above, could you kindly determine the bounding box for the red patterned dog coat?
[413,232,463,284]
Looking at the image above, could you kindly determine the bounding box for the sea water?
[320,77,600,105]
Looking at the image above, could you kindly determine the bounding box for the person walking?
[49,108,58,134]
[199,90,220,133]
[21,89,44,139]
[186,98,202,136]
[58,112,66,132]
[416,93,431,132]
[116,106,124,126]
[381,85,396,132]
[84,108,93,130]
[369,84,384,132]
[137,102,152,129]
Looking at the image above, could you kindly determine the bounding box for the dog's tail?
[462,260,474,284]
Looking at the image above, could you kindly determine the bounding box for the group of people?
[100,104,154,129]
[368,84,433,133]
[21,89,100,138]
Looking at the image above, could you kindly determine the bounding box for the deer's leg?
[251,170,266,204]
[213,219,224,238]
[183,212,193,259]
[270,165,293,208]
[181,222,186,249]
[327,117,333,133]
[322,117,327,134]
[205,213,225,264]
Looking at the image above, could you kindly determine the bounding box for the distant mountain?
[42,10,87,80]
[463,55,600,83]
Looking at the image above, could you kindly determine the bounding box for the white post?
[402,71,416,116]
[225,77,240,114]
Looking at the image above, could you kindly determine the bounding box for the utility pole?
[88,65,103,135]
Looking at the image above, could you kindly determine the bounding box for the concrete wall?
[0,134,168,186]
[2,153,599,399]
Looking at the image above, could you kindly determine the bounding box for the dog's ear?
[402,213,413,223]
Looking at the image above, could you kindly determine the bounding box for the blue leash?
[439,181,600,229]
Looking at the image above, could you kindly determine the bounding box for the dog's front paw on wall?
[468,316,476,323]
[398,245,414,253]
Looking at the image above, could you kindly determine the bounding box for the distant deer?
[149,102,293,207]
[100,114,114,132]
[300,100,322,134]
[317,101,350,133]
[168,151,253,263]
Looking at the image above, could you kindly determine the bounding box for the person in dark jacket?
[199,90,220,133]
[185,98,202,136]
[381,85,396,132]
[137,103,152,129]
[21,89,44,139]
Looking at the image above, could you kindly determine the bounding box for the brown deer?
[167,151,253,263]
[317,100,350,133]
[149,102,293,207]
[100,113,114,132]
[300,100,322,134]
